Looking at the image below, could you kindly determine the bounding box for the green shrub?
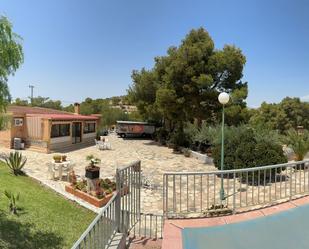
[183,122,199,145]
[195,124,220,145]
[212,127,287,183]
[168,128,190,148]
[154,127,169,144]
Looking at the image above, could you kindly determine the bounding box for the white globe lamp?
[218,92,230,105]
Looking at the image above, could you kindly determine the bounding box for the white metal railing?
[71,160,164,248]
[116,160,142,234]
[163,160,309,218]
[71,160,143,249]
[132,213,164,239]
[71,193,118,249]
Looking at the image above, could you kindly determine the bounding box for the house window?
[14,118,23,126]
[51,124,70,138]
[84,122,96,134]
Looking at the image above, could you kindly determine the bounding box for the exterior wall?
[23,117,50,153]
[10,115,27,140]
[50,136,71,144]
[82,132,96,144]
[83,132,96,139]
[49,121,72,151]
[0,129,11,147]
[26,116,42,139]
[50,138,72,150]
[0,114,27,148]
[0,111,99,153]
[48,120,98,152]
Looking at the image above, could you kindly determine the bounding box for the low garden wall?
[179,147,213,164]
[189,150,213,164]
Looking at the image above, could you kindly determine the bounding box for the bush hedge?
[168,128,190,148]
[212,126,287,183]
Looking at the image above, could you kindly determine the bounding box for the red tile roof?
[8,105,71,115]
[7,105,99,120]
[26,113,98,121]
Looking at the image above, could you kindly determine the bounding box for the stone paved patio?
[0,134,215,214]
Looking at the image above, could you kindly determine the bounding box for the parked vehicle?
[116,121,155,138]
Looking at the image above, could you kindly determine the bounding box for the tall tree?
[249,97,309,133]
[0,16,23,112]
[128,28,248,130]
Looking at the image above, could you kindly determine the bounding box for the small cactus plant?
[4,151,27,175]
[4,190,20,214]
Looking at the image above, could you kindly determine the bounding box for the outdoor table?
[52,160,71,180]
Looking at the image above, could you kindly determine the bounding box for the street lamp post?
[218,92,230,201]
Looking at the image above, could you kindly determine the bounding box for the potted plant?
[53,154,62,163]
[61,155,67,162]
[85,155,101,179]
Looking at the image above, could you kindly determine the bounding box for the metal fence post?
[115,168,121,232]
[233,172,236,214]
[163,174,165,216]
[289,166,293,201]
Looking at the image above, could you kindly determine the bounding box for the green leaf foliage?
[4,151,27,175]
[249,97,309,133]
[285,129,309,161]
[212,126,287,172]
[4,190,20,214]
[128,27,248,129]
[0,113,10,130]
[0,16,23,113]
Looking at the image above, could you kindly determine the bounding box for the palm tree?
[286,129,309,161]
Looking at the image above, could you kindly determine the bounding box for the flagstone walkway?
[0,134,215,214]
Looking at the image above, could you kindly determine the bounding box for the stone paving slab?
[0,134,215,214]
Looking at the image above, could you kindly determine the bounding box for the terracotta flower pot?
[65,185,113,208]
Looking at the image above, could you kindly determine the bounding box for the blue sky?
[1,0,309,107]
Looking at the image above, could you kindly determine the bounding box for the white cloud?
[300,95,309,102]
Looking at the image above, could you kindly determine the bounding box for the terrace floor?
[0,133,215,214]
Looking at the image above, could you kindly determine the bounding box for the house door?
[72,122,82,144]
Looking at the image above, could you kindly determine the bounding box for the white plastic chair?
[62,162,75,181]
[105,142,112,150]
[47,162,56,180]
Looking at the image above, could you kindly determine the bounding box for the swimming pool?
[182,204,309,249]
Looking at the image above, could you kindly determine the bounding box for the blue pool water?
[182,204,309,249]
